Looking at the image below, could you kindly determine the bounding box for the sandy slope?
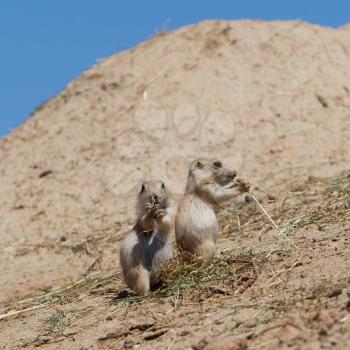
[0,20,349,349]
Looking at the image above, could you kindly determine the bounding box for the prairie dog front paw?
[226,178,250,193]
[236,178,250,193]
[144,202,155,213]
[154,208,166,220]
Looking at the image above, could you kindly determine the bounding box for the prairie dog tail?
[124,265,150,296]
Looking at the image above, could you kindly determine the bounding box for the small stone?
[39,169,53,178]
[201,336,248,350]
[245,321,257,328]
[320,340,336,349]
[123,338,133,349]
[244,195,252,203]
[179,329,190,336]
[327,289,342,298]
[319,328,328,336]
[321,340,332,349]
[63,329,77,337]
[60,235,67,242]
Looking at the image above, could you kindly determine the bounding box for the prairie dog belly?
[148,233,173,284]
[189,199,217,235]
[176,196,218,252]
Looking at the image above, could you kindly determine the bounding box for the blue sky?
[0,1,349,137]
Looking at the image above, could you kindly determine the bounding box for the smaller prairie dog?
[175,158,249,258]
[120,181,174,295]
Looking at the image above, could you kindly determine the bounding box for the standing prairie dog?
[120,181,174,295]
[175,158,249,258]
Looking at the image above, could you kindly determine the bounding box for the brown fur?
[120,181,174,295]
[175,158,248,258]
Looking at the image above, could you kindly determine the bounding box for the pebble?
[244,194,252,203]
[326,288,342,298]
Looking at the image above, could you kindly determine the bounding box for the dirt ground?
[0,20,350,349]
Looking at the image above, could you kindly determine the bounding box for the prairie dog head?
[138,180,169,210]
[185,158,237,192]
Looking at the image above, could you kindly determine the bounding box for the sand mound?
[0,20,349,298]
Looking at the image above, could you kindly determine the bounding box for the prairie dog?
[120,181,174,295]
[175,158,248,258]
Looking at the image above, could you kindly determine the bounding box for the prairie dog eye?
[195,161,204,169]
[140,183,146,193]
[213,161,222,168]
[161,182,165,189]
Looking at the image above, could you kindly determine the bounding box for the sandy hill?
[1,20,350,349]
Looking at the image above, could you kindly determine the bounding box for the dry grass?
[221,172,350,239]
[1,172,349,322]
[0,273,117,320]
[0,249,261,320]
[107,248,262,306]
[43,309,67,336]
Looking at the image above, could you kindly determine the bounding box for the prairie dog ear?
[140,182,147,193]
[195,161,204,169]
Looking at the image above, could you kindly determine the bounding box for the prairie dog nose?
[228,170,237,179]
